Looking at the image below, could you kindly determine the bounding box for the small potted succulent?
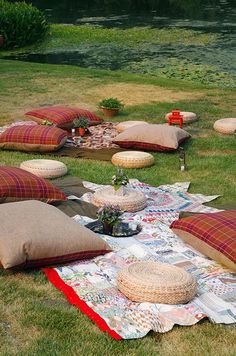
[73,117,89,136]
[98,97,124,118]
[112,168,129,196]
[97,204,123,235]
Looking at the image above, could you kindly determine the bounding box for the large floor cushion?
[112,151,154,168]
[0,200,111,269]
[25,106,103,128]
[117,261,197,304]
[165,111,197,124]
[171,211,236,271]
[20,159,68,179]
[113,124,191,151]
[0,166,67,204]
[116,121,148,133]
[213,118,236,134]
[0,125,67,152]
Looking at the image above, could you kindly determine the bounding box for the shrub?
[0,0,49,49]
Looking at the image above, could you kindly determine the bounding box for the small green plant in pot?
[73,117,89,136]
[98,97,124,118]
[112,168,129,195]
[97,204,123,235]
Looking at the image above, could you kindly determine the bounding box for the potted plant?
[112,168,129,196]
[98,97,124,118]
[97,204,123,235]
[73,117,89,137]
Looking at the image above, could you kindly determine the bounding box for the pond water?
[4,0,236,87]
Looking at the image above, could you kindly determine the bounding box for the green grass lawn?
[0,57,236,355]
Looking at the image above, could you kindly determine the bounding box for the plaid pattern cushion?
[25,106,102,127]
[171,211,236,266]
[0,166,67,204]
[0,125,67,146]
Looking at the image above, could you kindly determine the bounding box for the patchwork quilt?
[45,180,236,340]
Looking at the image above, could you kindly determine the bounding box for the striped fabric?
[25,106,102,126]
[112,140,175,151]
[0,125,67,146]
[171,211,236,265]
[0,166,67,203]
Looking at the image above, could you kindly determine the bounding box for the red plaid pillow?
[0,166,67,204]
[0,125,67,152]
[25,106,103,128]
[171,211,236,271]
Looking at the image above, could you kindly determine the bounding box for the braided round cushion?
[165,111,197,124]
[20,159,67,179]
[213,118,236,134]
[112,151,154,169]
[92,186,147,212]
[116,121,148,133]
[117,262,197,304]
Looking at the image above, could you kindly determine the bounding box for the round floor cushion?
[92,186,147,212]
[116,121,148,133]
[20,159,68,179]
[213,118,236,134]
[165,111,197,124]
[117,261,197,304]
[112,151,154,169]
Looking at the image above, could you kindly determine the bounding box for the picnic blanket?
[45,180,236,340]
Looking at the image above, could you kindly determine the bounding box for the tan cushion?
[20,159,68,179]
[111,151,154,168]
[0,200,111,269]
[165,111,197,123]
[213,118,236,134]
[113,124,191,151]
[116,121,148,133]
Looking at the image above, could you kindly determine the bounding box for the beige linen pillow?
[0,200,111,269]
[113,124,190,151]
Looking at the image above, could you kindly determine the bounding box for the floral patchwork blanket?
[44,181,236,340]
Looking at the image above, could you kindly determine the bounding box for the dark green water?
[4,0,236,87]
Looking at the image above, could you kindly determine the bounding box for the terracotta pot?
[102,221,113,235]
[0,35,3,47]
[100,107,119,118]
[75,127,86,136]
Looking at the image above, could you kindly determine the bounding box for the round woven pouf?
[117,262,197,304]
[20,159,68,178]
[112,151,154,169]
[116,121,148,133]
[213,118,236,135]
[165,111,197,124]
[92,186,147,212]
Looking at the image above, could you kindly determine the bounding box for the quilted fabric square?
[0,125,67,152]
[171,211,236,271]
[25,106,103,128]
[112,124,190,151]
[0,166,67,204]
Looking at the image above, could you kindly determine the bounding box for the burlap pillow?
[0,200,111,269]
[113,124,190,151]
[25,106,103,128]
[0,125,67,152]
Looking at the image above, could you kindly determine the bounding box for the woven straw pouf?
[165,111,197,124]
[116,121,148,133]
[112,151,154,169]
[117,262,197,304]
[20,159,68,178]
[213,118,236,135]
[92,186,147,212]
